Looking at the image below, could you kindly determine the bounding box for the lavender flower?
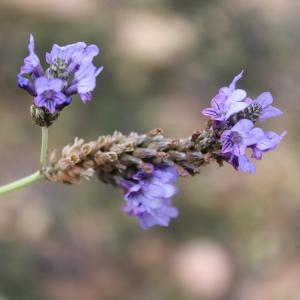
[18,34,103,123]
[34,77,69,113]
[46,42,99,76]
[121,164,179,229]
[227,154,256,174]
[224,130,286,173]
[17,74,36,96]
[20,34,43,77]
[200,71,286,174]
[221,119,264,156]
[202,71,247,122]
[246,92,283,122]
[65,63,103,102]
[252,130,287,160]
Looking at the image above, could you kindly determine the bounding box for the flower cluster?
[202,71,286,173]
[120,164,179,229]
[18,34,103,123]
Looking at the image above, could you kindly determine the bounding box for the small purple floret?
[229,154,256,174]
[46,42,100,76]
[20,34,44,77]
[252,130,287,160]
[34,77,68,113]
[66,64,103,102]
[17,74,36,96]
[121,164,179,229]
[248,92,283,122]
[202,71,247,122]
[221,119,264,156]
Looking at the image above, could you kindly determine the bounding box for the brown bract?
[45,127,222,185]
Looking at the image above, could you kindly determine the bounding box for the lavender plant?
[0,35,286,229]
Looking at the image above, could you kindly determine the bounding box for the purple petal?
[154,166,178,183]
[142,205,178,229]
[211,94,227,107]
[141,196,164,209]
[133,165,154,180]
[53,92,67,105]
[220,130,231,142]
[122,164,179,229]
[48,78,64,92]
[125,184,142,196]
[254,92,273,109]
[258,106,283,122]
[95,66,104,77]
[233,142,246,156]
[139,214,159,229]
[119,179,136,191]
[17,74,29,88]
[256,131,287,151]
[74,63,97,94]
[227,89,247,102]
[246,127,265,146]
[20,34,43,76]
[225,101,248,119]
[35,77,63,94]
[143,182,166,198]
[244,97,253,106]
[231,119,254,133]
[228,70,244,93]
[17,75,36,96]
[252,148,262,160]
[219,87,229,96]
[72,44,99,65]
[222,139,234,153]
[35,77,49,94]
[79,92,93,103]
[202,108,219,119]
[46,42,86,64]
[162,184,179,198]
[237,155,256,174]
[34,95,56,114]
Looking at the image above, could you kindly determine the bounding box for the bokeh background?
[0,0,299,299]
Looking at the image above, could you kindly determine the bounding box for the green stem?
[0,171,43,196]
[40,127,48,168]
[0,126,49,196]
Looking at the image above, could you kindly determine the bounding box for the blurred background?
[0,0,299,299]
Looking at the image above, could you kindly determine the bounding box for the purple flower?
[221,119,264,156]
[121,165,179,229]
[66,63,103,102]
[17,74,36,96]
[34,77,69,114]
[46,42,100,76]
[228,154,256,174]
[200,71,286,174]
[45,42,86,66]
[202,71,247,121]
[18,34,103,116]
[252,130,287,160]
[20,34,43,77]
[68,44,99,71]
[248,92,283,122]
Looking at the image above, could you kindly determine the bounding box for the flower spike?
[18,34,103,126]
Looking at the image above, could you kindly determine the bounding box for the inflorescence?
[202,71,286,174]
[18,34,103,126]
[17,36,286,229]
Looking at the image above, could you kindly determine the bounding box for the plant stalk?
[40,127,48,168]
[0,126,49,196]
[0,171,43,196]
